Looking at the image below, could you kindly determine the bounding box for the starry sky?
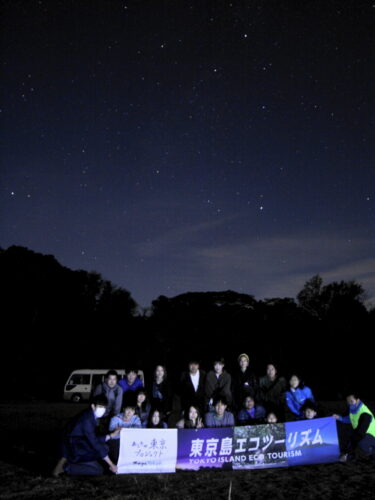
[1,0,374,308]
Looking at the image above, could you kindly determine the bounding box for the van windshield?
[69,374,91,385]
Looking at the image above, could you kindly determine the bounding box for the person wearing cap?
[205,358,232,410]
[179,359,206,414]
[232,353,259,410]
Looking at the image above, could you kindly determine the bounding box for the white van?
[64,369,146,403]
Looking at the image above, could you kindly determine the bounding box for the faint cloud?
[192,234,375,304]
[135,215,239,258]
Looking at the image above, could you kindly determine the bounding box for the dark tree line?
[1,246,373,400]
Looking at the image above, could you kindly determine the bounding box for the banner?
[177,427,234,470]
[117,418,340,474]
[233,423,288,469]
[285,417,340,466]
[117,428,178,474]
[232,418,340,469]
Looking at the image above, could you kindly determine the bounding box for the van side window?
[70,374,90,385]
[92,374,104,388]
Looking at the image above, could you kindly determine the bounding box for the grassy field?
[0,402,374,499]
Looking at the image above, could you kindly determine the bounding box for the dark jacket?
[180,370,206,412]
[150,379,172,414]
[62,409,108,463]
[135,401,151,428]
[205,370,232,406]
[237,405,266,426]
[259,375,287,410]
[231,368,259,408]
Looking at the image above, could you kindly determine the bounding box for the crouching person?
[333,393,375,462]
[52,395,120,476]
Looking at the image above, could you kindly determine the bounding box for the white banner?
[117,428,178,474]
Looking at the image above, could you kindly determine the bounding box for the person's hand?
[111,428,122,438]
[197,417,203,428]
[109,463,118,474]
[332,414,340,420]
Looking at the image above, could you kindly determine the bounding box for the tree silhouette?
[297,274,366,322]
[297,274,325,319]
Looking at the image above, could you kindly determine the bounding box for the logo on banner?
[177,428,234,470]
[117,428,178,474]
[233,423,290,469]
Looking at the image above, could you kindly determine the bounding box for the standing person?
[52,395,120,477]
[285,374,315,420]
[134,389,151,428]
[205,358,232,410]
[179,359,206,413]
[205,397,235,428]
[150,365,172,415]
[333,393,375,462]
[232,353,258,409]
[93,370,123,418]
[259,363,287,417]
[236,396,266,426]
[119,368,144,407]
[147,409,168,429]
[176,405,204,429]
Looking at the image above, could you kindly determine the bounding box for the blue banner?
[285,417,340,466]
[117,417,340,474]
[177,427,234,470]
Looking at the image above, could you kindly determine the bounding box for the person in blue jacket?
[285,374,315,419]
[52,395,120,476]
[119,368,144,407]
[109,405,142,436]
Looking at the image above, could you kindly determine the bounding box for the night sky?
[1,1,374,308]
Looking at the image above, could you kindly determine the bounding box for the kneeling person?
[53,395,119,476]
[333,393,375,462]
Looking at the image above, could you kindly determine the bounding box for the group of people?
[53,353,375,476]
[92,354,317,427]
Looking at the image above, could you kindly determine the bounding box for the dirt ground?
[0,402,374,500]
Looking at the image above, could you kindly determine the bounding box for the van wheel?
[71,394,82,403]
